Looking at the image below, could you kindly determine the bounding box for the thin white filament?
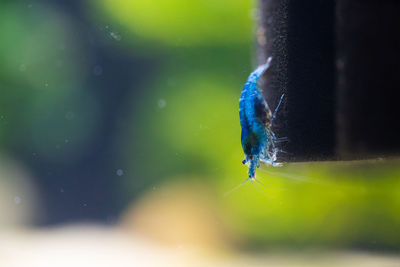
[224,177,280,198]
[224,178,250,197]
[253,177,286,191]
[259,168,328,186]
[250,179,275,198]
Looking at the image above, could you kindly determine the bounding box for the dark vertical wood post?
[336,0,400,158]
[258,0,400,161]
[258,0,335,161]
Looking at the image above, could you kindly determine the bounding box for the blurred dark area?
[258,0,400,161]
[336,0,400,158]
[2,0,152,225]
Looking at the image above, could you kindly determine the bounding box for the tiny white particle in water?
[175,38,182,46]
[14,196,21,205]
[83,203,87,207]
[45,82,49,87]
[167,79,176,87]
[65,139,69,143]
[55,59,63,68]
[28,4,32,8]
[199,124,209,130]
[19,64,26,72]
[93,65,103,76]
[249,8,260,20]
[65,111,74,120]
[116,169,124,176]
[60,188,64,193]
[157,99,166,109]
[110,32,121,41]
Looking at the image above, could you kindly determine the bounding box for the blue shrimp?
[239,57,284,186]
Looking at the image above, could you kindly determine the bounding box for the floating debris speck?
[14,196,21,205]
[157,99,166,109]
[110,32,122,41]
[93,65,103,76]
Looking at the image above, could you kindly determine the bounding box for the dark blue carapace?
[239,57,284,181]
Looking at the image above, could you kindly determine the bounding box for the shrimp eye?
[242,160,246,164]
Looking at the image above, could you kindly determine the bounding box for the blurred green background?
[1,0,400,254]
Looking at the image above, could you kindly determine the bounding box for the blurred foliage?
[93,0,253,46]
[0,2,98,163]
[222,160,400,250]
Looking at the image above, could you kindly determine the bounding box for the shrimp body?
[239,57,283,180]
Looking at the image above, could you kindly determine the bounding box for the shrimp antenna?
[253,177,286,191]
[250,179,275,198]
[271,94,285,121]
[224,178,250,197]
[224,176,283,198]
